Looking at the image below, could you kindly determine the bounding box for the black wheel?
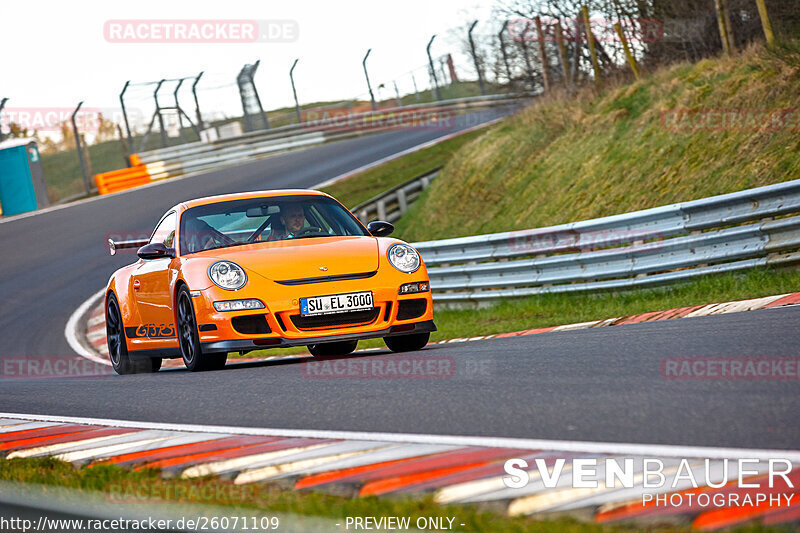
[384,332,430,353]
[176,286,226,371]
[307,340,358,357]
[106,294,161,375]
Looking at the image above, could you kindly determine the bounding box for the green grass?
[393,42,800,242]
[320,127,488,209]
[1,456,792,533]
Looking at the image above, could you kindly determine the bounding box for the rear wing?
[108,238,148,256]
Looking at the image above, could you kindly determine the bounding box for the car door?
[129,212,179,350]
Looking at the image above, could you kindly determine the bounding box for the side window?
[150,212,177,248]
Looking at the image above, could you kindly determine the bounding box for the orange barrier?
[94,163,150,195]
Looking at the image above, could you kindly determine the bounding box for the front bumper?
[190,273,435,353]
[201,319,436,353]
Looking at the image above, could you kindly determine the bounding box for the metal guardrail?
[127,95,528,183]
[352,167,441,223]
[410,179,800,303]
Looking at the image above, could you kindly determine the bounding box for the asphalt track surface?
[1,107,798,451]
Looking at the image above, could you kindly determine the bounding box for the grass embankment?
[243,43,800,357]
[393,42,800,240]
[320,127,487,208]
[1,456,787,533]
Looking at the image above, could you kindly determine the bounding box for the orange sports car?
[104,190,435,374]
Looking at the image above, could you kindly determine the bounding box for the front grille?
[397,299,427,320]
[232,315,271,335]
[290,307,380,330]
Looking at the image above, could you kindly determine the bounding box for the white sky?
[2,0,498,128]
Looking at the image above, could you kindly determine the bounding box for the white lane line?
[64,288,108,364]
[3,412,798,462]
[310,118,504,189]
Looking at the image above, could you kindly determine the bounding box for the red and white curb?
[434,292,800,345]
[73,292,800,365]
[0,413,797,530]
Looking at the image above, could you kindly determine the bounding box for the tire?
[307,340,358,357]
[106,294,161,375]
[176,285,226,371]
[384,332,430,353]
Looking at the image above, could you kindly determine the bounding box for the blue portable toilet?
[0,137,50,216]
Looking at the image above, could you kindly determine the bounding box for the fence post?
[362,49,376,111]
[118,82,133,152]
[755,0,775,46]
[468,20,486,95]
[71,102,92,194]
[153,79,167,148]
[554,22,571,88]
[581,6,602,85]
[498,21,512,84]
[614,23,640,79]
[192,71,205,130]
[714,0,733,56]
[290,59,301,123]
[534,17,551,92]
[426,35,442,101]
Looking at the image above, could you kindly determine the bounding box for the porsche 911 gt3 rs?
[104,190,435,374]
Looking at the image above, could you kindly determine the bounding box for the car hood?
[191,236,380,282]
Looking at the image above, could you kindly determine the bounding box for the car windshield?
[179,195,369,254]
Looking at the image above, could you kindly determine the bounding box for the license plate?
[300,291,373,316]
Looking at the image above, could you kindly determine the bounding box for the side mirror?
[367,221,394,237]
[137,242,175,260]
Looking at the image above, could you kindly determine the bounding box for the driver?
[267,203,307,241]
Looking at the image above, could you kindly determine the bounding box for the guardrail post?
[359,208,368,223]
[397,189,408,214]
[377,199,387,220]
[421,175,431,189]
[363,49,376,111]
[468,20,486,96]
[71,101,92,194]
[426,35,442,101]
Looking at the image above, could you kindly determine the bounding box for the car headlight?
[387,243,421,273]
[208,261,247,290]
